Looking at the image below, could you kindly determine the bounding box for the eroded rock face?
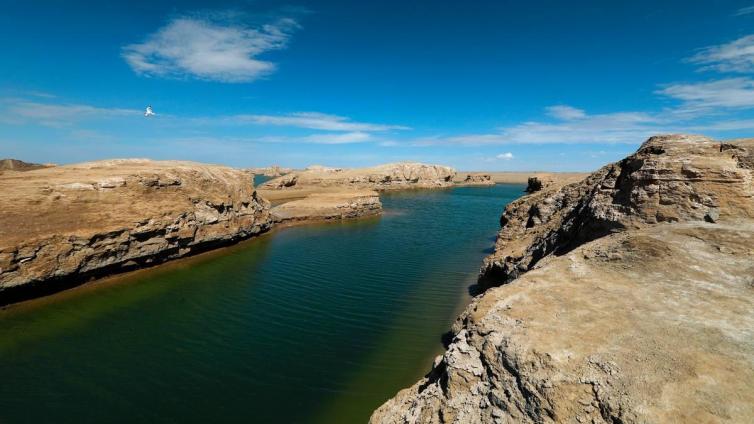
[458,174,495,186]
[481,134,754,286]
[247,165,293,177]
[270,190,382,224]
[260,162,456,191]
[371,135,754,424]
[0,159,272,304]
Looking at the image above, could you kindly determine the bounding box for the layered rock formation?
[260,162,456,191]
[0,159,272,304]
[456,174,495,186]
[270,190,382,225]
[371,135,754,423]
[247,165,293,177]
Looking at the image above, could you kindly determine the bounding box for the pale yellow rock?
[0,159,272,302]
[372,135,754,424]
[261,162,456,191]
[270,190,382,224]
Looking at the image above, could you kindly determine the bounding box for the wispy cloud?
[688,34,754,73]
[658,78,754,110]
[735,5,754,16]
[231,112,410,131]
[259,131,372,144]
[419,108,663,146]
[0,99,140,126]
[122,15,299,82]
[496,152,514,160]
[546,105,586,120]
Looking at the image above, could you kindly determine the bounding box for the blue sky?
[2,0,754,171]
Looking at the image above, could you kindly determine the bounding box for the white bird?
[144,105,155,117]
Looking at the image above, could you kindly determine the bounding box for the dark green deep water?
[0,184,524,423]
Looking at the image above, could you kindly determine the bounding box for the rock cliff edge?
[371,135,754,423]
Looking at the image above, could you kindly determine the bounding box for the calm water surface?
[0,184,523,423]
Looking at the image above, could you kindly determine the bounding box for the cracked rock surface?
[371,135,754,423]
[0,159,272,303]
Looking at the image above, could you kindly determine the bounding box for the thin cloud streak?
[230,112,410,132]
[0,99,140,126]
[688,34,754,73]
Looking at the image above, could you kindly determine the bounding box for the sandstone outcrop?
[456,174,495,186]
[270,190,382,225]
[0,159,272,304]
[371,135,754,423]
[260,162,456,191]
[0,158,54,173]
[247,165,293,177]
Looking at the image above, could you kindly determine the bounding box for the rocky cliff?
[247,165,293,177]
[371,135,754,423]
[260,162,456,191]
[0,159,272,304]
[456,174,495,186]
[270,190,382,225]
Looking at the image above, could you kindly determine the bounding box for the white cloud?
[735,6,754,16]
[421,107,663,146]
[688,34,754,73]
[496,152,514,160]
[122,16,299,82]
[0,99,140,126]
[546,105,586,120]
[233,112,410,131]
[658,78,754,110]
[259,131,372,144]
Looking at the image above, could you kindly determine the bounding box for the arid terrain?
[0,159,273,304]
[371,135,754,423]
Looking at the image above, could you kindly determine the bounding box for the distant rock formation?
[271,191,382,225]
[456,173,494,186]
[260,162,456,191]
[371,135,754,423]
[247,165,293,177]
[0,159,272,304]
[524,176,544,192]
[0,158,54,173]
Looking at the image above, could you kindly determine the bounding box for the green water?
[0,184,523,423]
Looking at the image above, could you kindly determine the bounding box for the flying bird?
[144,105,155,117]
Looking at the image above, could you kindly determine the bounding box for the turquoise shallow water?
[0,184,523,423]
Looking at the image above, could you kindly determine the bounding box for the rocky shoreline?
[0,160,273,305]
[260,162,457,191]
[0,161,453,305]
[270,190,382,225]
[371,135,754,423]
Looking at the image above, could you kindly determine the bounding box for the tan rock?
[456,173,495,186]
[0,158,55,173]
[270,190,382,224]
[371,135,754,424]
[247,165,293,177]
[260,162,456,191]
[0,159,272,304]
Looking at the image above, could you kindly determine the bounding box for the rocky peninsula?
[0,160,462,304]
[270,190,382,225]
[371,135,754,423]
[260,162,456,191]
[455,173,495,186]
[0,159,273,304]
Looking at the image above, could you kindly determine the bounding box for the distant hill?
[0,159,55,172]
